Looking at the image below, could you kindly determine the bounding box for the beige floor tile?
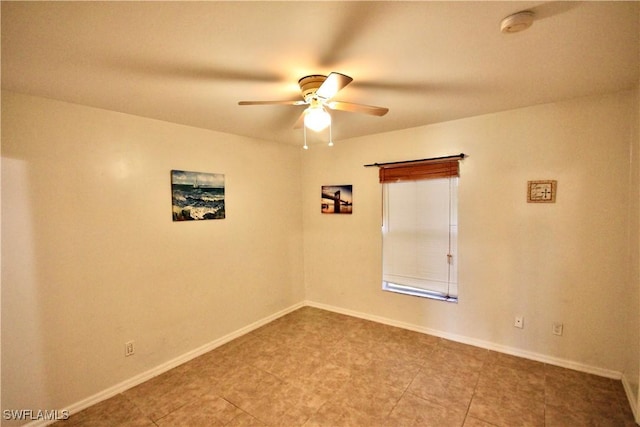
[155,393,243,426]
[122,364,212,421]
[221,365,327,426]
[326,336,380,370]
[54,394,154,427]
[407,363,478,412]
[57,307,636,427]
[386,392,466,427]
[246,382,326,426]
[252,345,327,382]
[304,401,389,427]
[430,343,488,373]
[326,375,405,419]
[286,360,352,401]
[463,416,499,427]
[545,402,627,427]
[352,356,422,391]
[545,364,633,427]
[380,338,438,366]
[439,339,490,360]
[476,362,545,397]
[486,351,543,369]
[225,411,267,426]
[341,319,399,346]
[468,391,544,427]
[211,334,282,368]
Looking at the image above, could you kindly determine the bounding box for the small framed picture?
[527,180,556,203]
[321,185,352,214]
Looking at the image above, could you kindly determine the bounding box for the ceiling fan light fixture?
[304,105,331,132]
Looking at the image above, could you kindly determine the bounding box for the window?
[378,156,461,302]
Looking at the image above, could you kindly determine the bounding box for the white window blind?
[378,156,461,302]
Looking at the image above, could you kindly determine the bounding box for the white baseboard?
[622,373,640,424]
[305,300,623,380]
[24,301,305,427]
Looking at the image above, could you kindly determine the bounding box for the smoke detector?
[501,11,535,33]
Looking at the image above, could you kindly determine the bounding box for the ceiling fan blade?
[238,100,306,106]
[316,72,353,100]
[326,100,389,116]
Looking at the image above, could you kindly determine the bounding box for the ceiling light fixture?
[302,118,334,150]
[304,101,331,132]
[501,11,535,33]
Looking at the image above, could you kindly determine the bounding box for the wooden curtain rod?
[363,153,466,168]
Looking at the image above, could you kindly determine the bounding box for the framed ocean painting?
[171,170,225,221]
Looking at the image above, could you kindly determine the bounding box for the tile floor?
[57,307,636,426]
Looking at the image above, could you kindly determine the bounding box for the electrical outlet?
[552,322,563,336]
[514,316,524,329]
[125,341,135,357]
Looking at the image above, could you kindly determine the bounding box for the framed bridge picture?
[321,185,353,214]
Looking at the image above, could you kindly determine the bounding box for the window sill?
[383,281,458,303]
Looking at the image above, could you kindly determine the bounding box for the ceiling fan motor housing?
[298,75,327,101]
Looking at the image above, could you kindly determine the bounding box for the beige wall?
[2,88,640,421]
[302,90,637,377]
[1,92,305,416]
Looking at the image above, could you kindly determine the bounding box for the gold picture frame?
[527,180,556,203]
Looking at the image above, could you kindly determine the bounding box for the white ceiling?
[2,1,638,146]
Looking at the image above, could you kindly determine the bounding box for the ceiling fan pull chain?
[303,124,309,150]
[328,122,334,147]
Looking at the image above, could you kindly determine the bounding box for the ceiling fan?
[238,72,389,134]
